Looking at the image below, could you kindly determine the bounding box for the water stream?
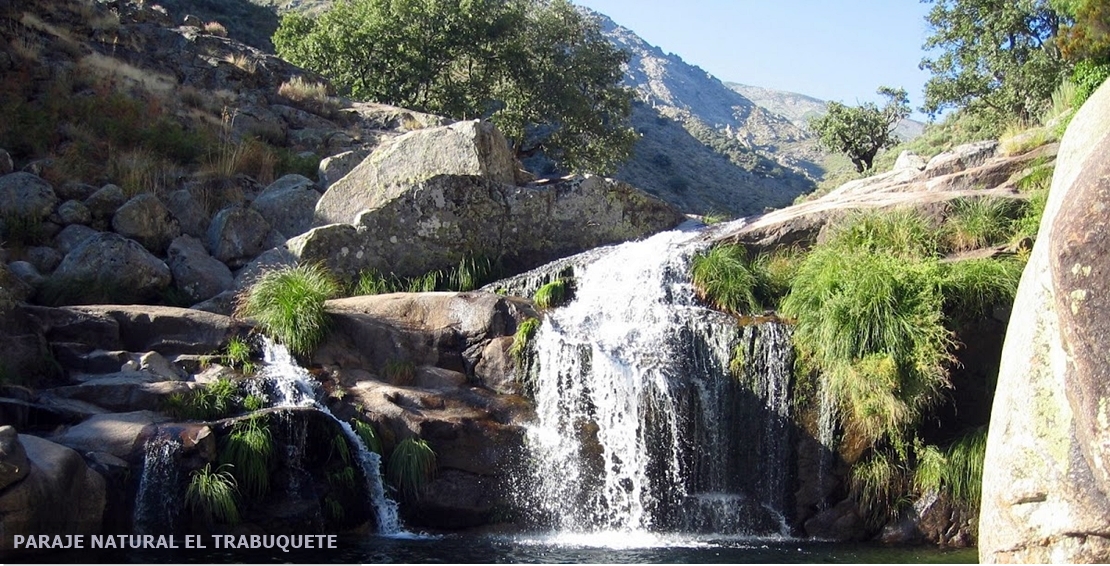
[259,338,402,534]
[520,224,797,536]
[132,436,183,534]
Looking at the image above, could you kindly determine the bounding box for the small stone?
[57,199,92,226]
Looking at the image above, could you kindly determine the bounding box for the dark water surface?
[9,532,977,563]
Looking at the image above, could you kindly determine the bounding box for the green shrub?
[218,416,273,499]
[942,198,1017,252]
[186,463,240,525]
[822,208,939,260]
[1011,187,1049,246]
[163,377,240,420]
[236,264,339,356]
[241,394,266,412]
[913,427,987,510]
[1073,60,1110,108]
[752,247,804,306]
[387,437,437,500]
[690,245,761,315]
[851,448,908,527]
[533,279,571,310]
[224,336,254,374]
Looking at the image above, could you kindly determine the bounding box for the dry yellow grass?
[203,21,228,37]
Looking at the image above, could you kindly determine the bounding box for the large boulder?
[0,426,28,491]
[250,174,320,238]
[206,206,273,269]
[314,120,519,225]
[0,172,57,221]
[49,410,168,463]
[0,434,106,549]
[167,235,234,303]
[164,189,209,238]
[111,193,181,255]
[46,233,171,304]
[83,184,127,229]
[290,174,685,279]
[979,81,1110,562]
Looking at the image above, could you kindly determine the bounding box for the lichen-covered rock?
[0,172,57,221]
[56,199,91,226]
[83,184,126,229]
[206,206,273,269]
[111,193,181,256]
[318,148,370,189]
[0,434,105,549]
[291,174,685,279]
[924,140,998,178]
[48,233,171,305]
[893,150,927,171]
[165,189,209,238]
[980,81,1110,563]
[250,174,320,238]
[315,120,518,225]
[167,235,233,303]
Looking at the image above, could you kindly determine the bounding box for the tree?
[272,0,635,174]
[919,0,1067,121]
[808,87,910,173]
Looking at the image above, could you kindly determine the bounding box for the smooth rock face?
[0,172,57,220]
[111,193,181,255]
[250,174,320,238]
[49,233,171,304]
[0,434,106,549]
[49,410,167,462]
[167,235,234,303]
[206,206,273,269]
[291,174,685,278]
[979,81,1110,563]
[315,120,518,225]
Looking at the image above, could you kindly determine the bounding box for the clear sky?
[574,0,936,120]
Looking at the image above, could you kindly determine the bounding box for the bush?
[941,257,1023,321]
[236,264,339,356]
[186,464,240,525]
[218,416,273,499]
[387,437,437,500]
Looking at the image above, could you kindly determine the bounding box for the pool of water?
[10,532,978,563]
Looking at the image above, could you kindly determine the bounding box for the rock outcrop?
[47,233,172,305]
[979,81,1110,562]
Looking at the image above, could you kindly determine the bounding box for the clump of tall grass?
[510,317,541,371]
[691,244,761,315]
[349,255,498,297]
[352,419,382,455]
[387,437,437,500]
[534,279,571,310]
[913,427,987,510]
[941,198,1018,252]
[218,416,273,499]
[224,336,255,374]
[163,377,240,420]
[941,257,1023,321]
[823,208,939,259]
[236,264,339,356]
[186,463,240,524]
[382,359,416,385]
[851,448,909,527]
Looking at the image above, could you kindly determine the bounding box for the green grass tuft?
[941,257,1023,322]
[823,208,939,260]
[510,317,541,371]
[186,463,240,525]
[352,420,382,455]
[163,377,241,420]
[218,416,273,499]
[533,280,571,310]
[913,427,987,510]
[236,264,339,356]
[942,198,1018,252]
[690,245,761,315]
[387,437,437,501]
[382,359,416,385]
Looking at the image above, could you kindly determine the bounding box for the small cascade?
[258,338,402,534]
[522,225,796,536]
[133,436,183,534]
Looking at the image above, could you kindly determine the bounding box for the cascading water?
[133,436,183,534]
[258,338,402,534]
[521,224,796,537]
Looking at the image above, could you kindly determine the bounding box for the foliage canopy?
[273,0,636,174]
[807,87,910,172]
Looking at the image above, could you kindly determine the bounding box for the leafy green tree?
[920,0,1067,121]
[273,0,635,174]
[808,87,910,173]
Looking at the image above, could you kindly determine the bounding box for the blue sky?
[575,0,936,120]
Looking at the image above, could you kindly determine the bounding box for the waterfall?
[259,338,402,534]
[133,436,183,534]
[521,225,795,535]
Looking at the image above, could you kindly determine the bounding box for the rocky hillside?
[728,82,926,143]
